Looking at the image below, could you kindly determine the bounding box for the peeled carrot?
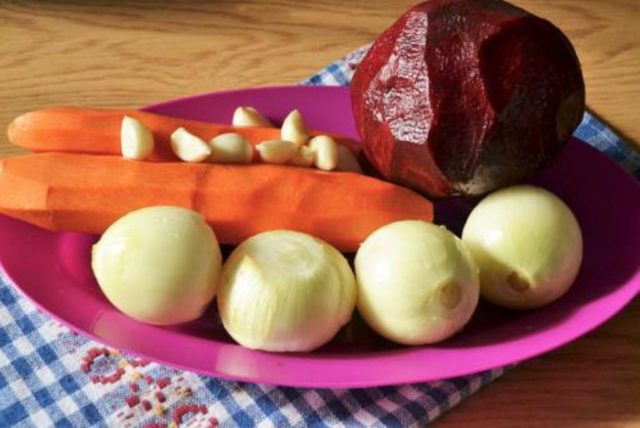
[7,107,361,161]
[0,153,432,251]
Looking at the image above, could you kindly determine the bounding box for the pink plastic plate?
[1,86,638,388]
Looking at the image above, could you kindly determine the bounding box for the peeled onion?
[92,206,222,325]
[355,220,479,345]
[217,230,356,352]
[462,185,583,309]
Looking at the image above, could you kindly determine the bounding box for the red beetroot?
[351,0,585,197]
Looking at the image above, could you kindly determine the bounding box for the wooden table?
[1,1,638,426]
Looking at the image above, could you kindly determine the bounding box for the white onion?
[462,185,583,309]
[217,230,356,352]
[92,206,222,325]
[355,220,479,345]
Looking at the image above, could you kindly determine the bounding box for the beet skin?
[351,0,585,198]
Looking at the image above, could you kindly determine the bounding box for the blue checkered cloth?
[1,47,639,427]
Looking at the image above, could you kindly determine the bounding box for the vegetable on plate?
[92,206,222,325]
[0,152,434,252]
[351,0,585,197]
[217,230,356,352]
[462,185,583,309]
[355,220,479,345]
[7,107,361,161]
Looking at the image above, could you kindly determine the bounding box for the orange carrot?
[0,153,432,251]
[7,107,362,161]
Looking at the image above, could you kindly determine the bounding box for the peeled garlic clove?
[232,107,272,127]
[281,109,309,147]
[209,133,253,164]
[336,145,362,173]
[289,145,315,167]
[462,185,583,309]
[121,116,154,160]
[355,220,479,345]
[170,127,212,162]
[309,135,339,171]
[256,140,297,164]
[217,230,356,352]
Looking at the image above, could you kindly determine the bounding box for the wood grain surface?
[1,1,638,426]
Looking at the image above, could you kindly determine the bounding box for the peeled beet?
[351,0,585,197]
